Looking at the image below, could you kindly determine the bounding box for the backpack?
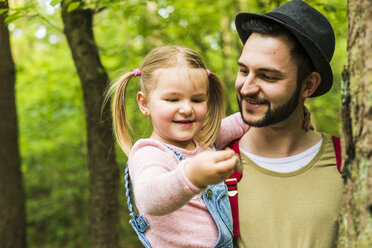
[225,136,342,238]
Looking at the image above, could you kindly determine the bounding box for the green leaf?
[4,13,21,24]
[50,0,62,7]
[82,3,91,9]
[67,2,80,12]
[324,4,337,12]
[0,9,8,15]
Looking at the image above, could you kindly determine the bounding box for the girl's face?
[137,68,208,150]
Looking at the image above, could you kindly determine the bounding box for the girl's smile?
[173,119,195,127]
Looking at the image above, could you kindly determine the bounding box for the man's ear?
[137,91,150,116]
[301,72,321,98]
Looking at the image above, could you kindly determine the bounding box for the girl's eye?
[166,98,178,102]
[192,99,204,103]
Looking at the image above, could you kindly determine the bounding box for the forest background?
[3,0,346,247]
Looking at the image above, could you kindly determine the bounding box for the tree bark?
[61,2,119,247]
[338,0,372,247]
[0,2,26,248]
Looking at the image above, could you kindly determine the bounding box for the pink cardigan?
[128,113,248,247]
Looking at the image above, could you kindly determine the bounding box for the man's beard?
[238,83,301,127]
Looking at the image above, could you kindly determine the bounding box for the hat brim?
[235,12,333,97]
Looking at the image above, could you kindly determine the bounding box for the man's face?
[235,33,301,127]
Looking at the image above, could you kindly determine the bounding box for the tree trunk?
[61,2,119,247]
[338,0,372,247]
[0,2,26,248]
[220,0,240,115]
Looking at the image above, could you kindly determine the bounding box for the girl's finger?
[215,155,238,172]
[212,149,235,162]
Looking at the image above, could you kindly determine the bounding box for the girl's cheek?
[197,106,208,120]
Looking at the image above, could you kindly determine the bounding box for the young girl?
[107,45,249,248]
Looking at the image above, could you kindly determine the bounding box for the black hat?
[235,0,335,97]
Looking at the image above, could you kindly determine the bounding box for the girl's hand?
[184,149,238,188]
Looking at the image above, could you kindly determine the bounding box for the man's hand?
[184,149,238,188]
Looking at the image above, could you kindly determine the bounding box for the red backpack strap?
[332,136,342,173]
[225,139,242,237]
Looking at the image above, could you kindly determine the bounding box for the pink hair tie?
[133,68,141,77]
[206,69,211,76]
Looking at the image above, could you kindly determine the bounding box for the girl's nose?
[179,102,193,115]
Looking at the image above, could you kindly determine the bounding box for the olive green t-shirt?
[238,134,343,248]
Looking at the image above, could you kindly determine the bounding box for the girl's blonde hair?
[105,45,225,156]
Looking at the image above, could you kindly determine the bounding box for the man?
[231,0,343,247]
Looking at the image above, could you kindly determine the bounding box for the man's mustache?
[237,93,270,105]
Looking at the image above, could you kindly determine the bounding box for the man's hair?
[242,18,315,85]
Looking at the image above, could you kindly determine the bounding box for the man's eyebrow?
[237,61,246,67]
[238,61,285,75]
[259,68,283,74]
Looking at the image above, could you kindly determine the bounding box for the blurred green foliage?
[9,0,346,247]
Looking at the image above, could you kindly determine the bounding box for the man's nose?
[240,75,260,96]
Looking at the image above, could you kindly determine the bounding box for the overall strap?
[332,136,342,173]
[125,164,150,231]
[125,164,141,222]
[125,163,152,247]
[163,145,186,161]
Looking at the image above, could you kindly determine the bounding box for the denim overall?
[125,145,234,248]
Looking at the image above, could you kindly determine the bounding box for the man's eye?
[261,74,277,81]
[239,69,248,74]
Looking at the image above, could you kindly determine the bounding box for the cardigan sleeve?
[128,142,205,216]
[216,112,249,149]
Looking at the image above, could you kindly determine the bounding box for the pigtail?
[198,72,225,148]
[104,71,137,156]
